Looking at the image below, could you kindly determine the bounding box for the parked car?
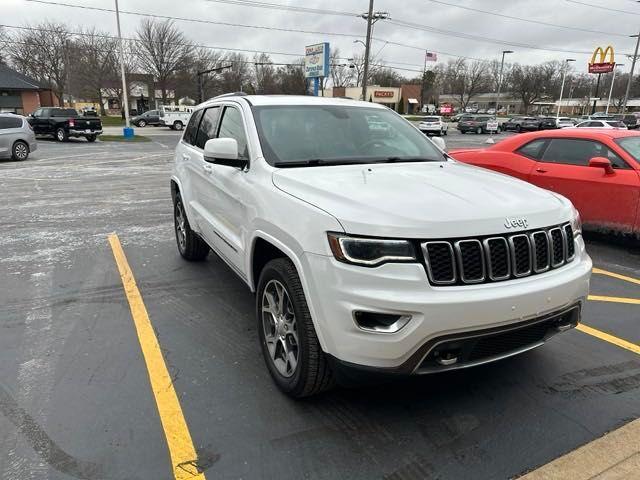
[458,115,498,134]
[450,113,472,122]
[477,109,487,114]
[171,94,590,397]
[539,117,559,130]
[501,116,526,132]
[0,114,37,161]
[417,116,448,135]
[449,129,640,235]
[486,108,496,115]
[575,120,627,129]
[28,107,102,142]
[132,109,161,127]
[612,114,639,129]
[556,117,576,128]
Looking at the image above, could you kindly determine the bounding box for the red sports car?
[450,129,640,235]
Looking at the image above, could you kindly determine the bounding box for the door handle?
[202,164,213,174]
[535,167,548,173]
[181,153,190,162]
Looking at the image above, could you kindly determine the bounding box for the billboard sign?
[374,91,394,98]
[589,45,615,74]
[305,43,330,78]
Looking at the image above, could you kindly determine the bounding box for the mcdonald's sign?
[589,45,615,74]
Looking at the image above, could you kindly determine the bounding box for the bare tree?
[442,59,490,110]
[275,60,307,95]
[216,53,252,94]
[330,48,354,87]
[6,22,71,104]
[72,28,120,115]
[136,19,191,103]
[369,67,406,87]
[252,53,278,94]
[509,62,558,114]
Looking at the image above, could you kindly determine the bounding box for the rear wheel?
[443,129,447,136]
[516,124,522,133]
[173,121,184,131]
[257,258,335,398]
[173,194,209,261]
[12,141,29,161]
[56,128,68,142]
[476,126,483,134]
[138,119,146,127]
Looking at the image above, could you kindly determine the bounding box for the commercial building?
[323,85,423,113]
[0,64,59,114]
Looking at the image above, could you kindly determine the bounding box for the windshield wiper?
[274,158,371,168]
[379,157,442,163]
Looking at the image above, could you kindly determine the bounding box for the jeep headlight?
[571,206,582,236]
[327,233,416,267]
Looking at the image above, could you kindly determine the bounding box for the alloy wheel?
[261,279,299,377]
[175,201,187,251]
[14,143,28,160]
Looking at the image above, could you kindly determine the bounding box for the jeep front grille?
[422,223,575,286]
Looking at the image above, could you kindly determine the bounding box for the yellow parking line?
[588,294,640,305]
[593,267,640,286]
[108,234,206,480]
[576,324,640,355]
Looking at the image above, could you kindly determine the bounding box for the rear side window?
[183,109,204,146]
[217,107,249,160]
[516,139,547,160]
[195,107,221,149]
[0,117,23,129]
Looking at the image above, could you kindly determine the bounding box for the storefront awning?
[408,98,418,104]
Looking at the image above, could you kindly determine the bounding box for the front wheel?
[56,128,68,142]
[476,126,483,134]
[138,120,146,127]
[12,141,29,161]
[173,121,184,131]
[86,135,97,142]
[257,258,334,398]
[174,194,209,261]
[443,129,447,136]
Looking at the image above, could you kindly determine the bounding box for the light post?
[495,50,513,114]
[622,32,640,114]
[556,58,576,119]
[114,0,132,136]
[606,63,624,114]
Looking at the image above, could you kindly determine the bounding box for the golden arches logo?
[590,45,615,65]
[589,45,615,74]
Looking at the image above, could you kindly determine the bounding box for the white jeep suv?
[170,94,591,397]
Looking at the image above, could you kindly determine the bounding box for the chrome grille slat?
[421,224,575,286]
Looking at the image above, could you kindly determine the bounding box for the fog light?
[353,311,411,333]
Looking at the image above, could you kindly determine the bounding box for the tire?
[257,258,335,398]
[12,140,29,161]
[86,135,97,142]
[173,194,209,261]
[173,121,184,131]
[460,130,466,134]
[56,128,68,142]
[443,129,447,136]
[138,120,146,127]
[476,126,483,134]
[516,125,522,133]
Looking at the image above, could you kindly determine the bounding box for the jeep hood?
[272,161,571,238]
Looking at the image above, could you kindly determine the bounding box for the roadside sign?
[486,119,499,132]
[305,43,330,78]
[589,45,615,74]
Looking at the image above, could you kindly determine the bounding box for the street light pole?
[196,64,233,103]
[556,58,576,119]
[622,32,640,114]
[114,0,130,131]
[495,50,513,114]
[606,63,624,114]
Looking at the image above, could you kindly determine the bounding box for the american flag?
[425,52,438,62]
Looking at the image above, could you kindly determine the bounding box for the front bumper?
[68,129,103,137]
[302,237,591,370]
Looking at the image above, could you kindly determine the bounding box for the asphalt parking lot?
[1,128,639,480]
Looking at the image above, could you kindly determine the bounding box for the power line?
[203,0,359,17]
[426,0,627,37]
[565,0,640,15]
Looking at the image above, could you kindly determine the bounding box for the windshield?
[615,137,640,161]
[252,105,444,166]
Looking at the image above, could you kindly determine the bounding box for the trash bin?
[123,127,134,138]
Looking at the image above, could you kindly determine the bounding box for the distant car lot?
[1,127,639,479]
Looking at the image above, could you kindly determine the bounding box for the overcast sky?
[3,0,639,77]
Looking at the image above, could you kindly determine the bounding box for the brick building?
[0,64,59,115]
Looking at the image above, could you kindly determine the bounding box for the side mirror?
[431,136,446,151]
[589,156,615,175]
[204,138,246,168]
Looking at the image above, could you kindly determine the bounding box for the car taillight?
[69,119,75,127]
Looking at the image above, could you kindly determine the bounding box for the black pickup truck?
[28,107,103,142]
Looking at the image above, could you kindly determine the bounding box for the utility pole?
[495,50,513,114]
[557,58,575,119]
[606,63,624,114]
[591,73,602,115]
[420,50,427,111]
[114,0,131,133]
[622,32,640,114]
[360,2,388,102]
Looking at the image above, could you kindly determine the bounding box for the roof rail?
[211,92,248,99]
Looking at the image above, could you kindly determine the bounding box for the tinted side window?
[516,139,547,160]
[183,109,203,146]
[541,138,624,167]
[0,117,22,129]
[195,107,221,149]
[217,107,249,160]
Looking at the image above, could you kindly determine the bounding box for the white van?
[160,105,194,131]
